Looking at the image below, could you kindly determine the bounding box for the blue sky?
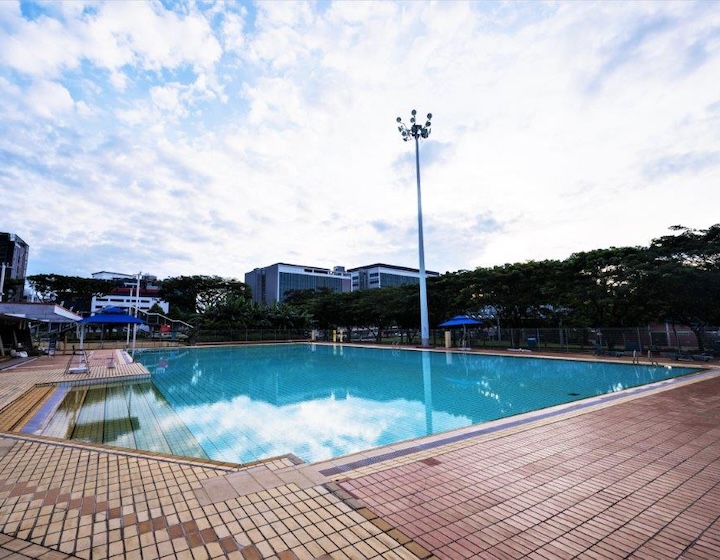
[1,0,719,281]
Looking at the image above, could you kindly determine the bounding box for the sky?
[1,1,719,282]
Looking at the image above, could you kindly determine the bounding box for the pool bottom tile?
[35,381,210,461]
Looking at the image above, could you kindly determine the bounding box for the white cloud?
[0,1,718,280]
[220,10,247,56]
[170,388,467,464]
[150,84,185,116]
[0,13,83,77]
[25,79,74,119]
[85,2,223,73]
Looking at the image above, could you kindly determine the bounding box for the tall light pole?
[131,272,141,355]
[396,109,432,347]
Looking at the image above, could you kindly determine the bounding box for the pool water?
[34,344,700,464]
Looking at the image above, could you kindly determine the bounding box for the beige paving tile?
[224,473,265,499]
[201,477,238,504]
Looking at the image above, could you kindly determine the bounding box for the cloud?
[644,151,720,180]
[25,79,74,118]
[0,1,719,282]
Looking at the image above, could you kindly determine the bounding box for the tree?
[650,224,720,270]
[641,225,720,351]
[159,276,251,318]
[427,271,470,320]
[27,274,113,312]
[283,288,334,307]
[389,284,423,343]
[457,261,567,328]
[303,290,350,331]
[267,302,312,330]
[562,247,651,327]
[199,295,266,330]
[349,289,396,341]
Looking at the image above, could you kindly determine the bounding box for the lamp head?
[395,110,432,140]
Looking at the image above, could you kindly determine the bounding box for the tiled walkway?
[0,349,718,559]
[338,374,720,559]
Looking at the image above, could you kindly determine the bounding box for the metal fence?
[195,325,719,356]
[435,325,719,356]
[195,329,309,344]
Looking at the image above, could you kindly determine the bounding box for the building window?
[379,273,420,287]
[278,272,345,301]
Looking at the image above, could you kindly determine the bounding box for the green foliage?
[196,296,311,331]
[456,260,568,328]
[147,302,166,315]
[26,274,113,312]
[159,275,251,318]
[639,225,720,350]
[562,247,651,327]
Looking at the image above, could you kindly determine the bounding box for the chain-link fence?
[156,325,720,358]
[440,325,719,357]
[195,329,309,344]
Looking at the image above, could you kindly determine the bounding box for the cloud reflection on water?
[172,391,469,464]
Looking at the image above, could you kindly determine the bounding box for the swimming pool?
[35,344,700,464]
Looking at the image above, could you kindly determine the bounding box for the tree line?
[25,225,720,348]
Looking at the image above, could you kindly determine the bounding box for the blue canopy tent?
[438,315,482,348]
[78,306,145,351]
[438,315,482,329]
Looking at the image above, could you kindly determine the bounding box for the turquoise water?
[39,344,699,464]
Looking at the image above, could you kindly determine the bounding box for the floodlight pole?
[131,271,141,356]
[396,110,432,347]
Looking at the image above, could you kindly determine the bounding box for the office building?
[245,263,352,305]
[348,263,439,291]
[0,232,29,281]
[0,232,29,302]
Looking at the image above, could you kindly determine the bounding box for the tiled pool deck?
[0,347,718,559]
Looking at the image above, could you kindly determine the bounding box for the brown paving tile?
[200,527,218,543]
[137,520,153,534]
[182,519,199,534]
[185,532,203,549]
[152,516,168,531]
[167,523,184,539]
[239,544,263,560]
[335,372,720,560]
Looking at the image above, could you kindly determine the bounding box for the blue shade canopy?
[438,315,482,328]
[79,306,144,324]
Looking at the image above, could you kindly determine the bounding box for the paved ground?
[0,348,718,559]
